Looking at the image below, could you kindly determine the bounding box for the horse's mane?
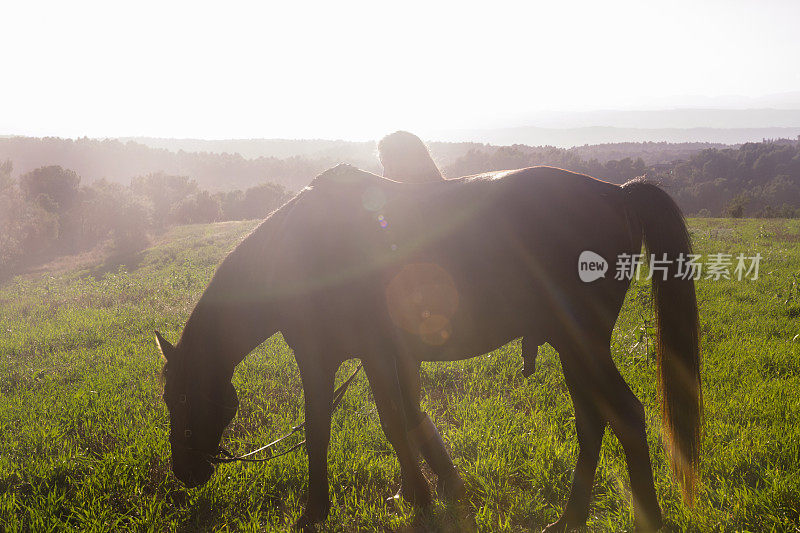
[307,163,401,190]
[159,192,306,379]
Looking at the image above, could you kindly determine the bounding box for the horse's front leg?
[296,360,335,529]
[395,355,465,500]
[363,356,432,507]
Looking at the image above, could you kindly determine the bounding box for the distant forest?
[1,135,799,278]
[0,163,293,277]
[0,136,729,192]
[443,138,800,218]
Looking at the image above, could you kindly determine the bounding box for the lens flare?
[385,263,459,345]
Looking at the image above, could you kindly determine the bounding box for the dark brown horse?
[156,165,701,531]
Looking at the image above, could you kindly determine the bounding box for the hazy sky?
[2,0,799,140]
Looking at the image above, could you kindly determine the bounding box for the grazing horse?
[156,164,701,531]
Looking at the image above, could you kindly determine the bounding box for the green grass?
[1,218,799,532]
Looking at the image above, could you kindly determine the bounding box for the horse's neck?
[180,201,296,375]
[181,286,277,378]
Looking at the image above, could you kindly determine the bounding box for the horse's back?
[374,166,638,359]
[269,165,639,359]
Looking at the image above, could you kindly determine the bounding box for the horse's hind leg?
[548,339,662,532]
[396,356,465,500]
[598,359,662,532]
[543,355,605,532]
[363,356,432,506]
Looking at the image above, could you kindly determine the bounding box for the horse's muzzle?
[172,448,215,488]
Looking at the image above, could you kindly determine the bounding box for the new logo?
[578,251,608,282]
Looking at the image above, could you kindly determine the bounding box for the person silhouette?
[378,131,444,183]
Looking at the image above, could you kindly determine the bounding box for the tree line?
[441,138,800,218]
[0,137,369,193]
[0,136,736,193]
[0,163,291,278]
[2,137,799,278]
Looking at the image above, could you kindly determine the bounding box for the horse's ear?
[155,331,175,361]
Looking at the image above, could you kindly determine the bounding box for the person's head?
[378,131,444,183]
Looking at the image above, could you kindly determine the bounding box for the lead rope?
[209,362,363,464]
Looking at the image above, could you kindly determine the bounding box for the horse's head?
[156,331,239,488]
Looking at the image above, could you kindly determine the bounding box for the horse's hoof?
[437,473,466,501]
[295,504,329,530]
[542,520,567,533]
[295,514,321,531]
[633,516,663,532]
[542,516,584,533]
[392,482,432,507]
[294,515,313,531]
[407,487,433,507]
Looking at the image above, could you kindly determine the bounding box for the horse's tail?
[622,177,701,505]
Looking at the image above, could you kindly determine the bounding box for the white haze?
[1,0,799,141]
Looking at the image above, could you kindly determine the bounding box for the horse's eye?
[184,429,192,438]
[179,395,187,404]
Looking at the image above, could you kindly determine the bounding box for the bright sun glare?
[2,0,799,139]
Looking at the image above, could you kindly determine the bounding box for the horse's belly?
[406,300,547,362]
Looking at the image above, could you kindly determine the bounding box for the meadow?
[0,218,798,532]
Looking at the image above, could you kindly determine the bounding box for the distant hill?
[437,126,800,148]
[567,142,730,165]
[122,137,728,168]
[118,137,379,161]
[427,107,800,147]
[118,107,800,157]
[1,134,797,200]
[481,108,800,129]
[0,137,379,192]
[0,136,737,191]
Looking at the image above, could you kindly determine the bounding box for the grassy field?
[1,218,799,532]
